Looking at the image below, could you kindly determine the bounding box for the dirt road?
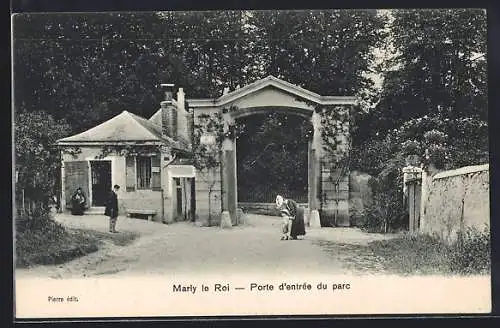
[15,213,395,279]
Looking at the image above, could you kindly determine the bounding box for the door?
[64,161,90,210]
[190,178,196,221]
[175,178,183,218]
[91,161,112,207]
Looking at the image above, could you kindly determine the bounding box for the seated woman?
[70,187,86,216]
[276,195,306,240]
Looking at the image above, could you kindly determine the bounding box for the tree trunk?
[208,188,212,226]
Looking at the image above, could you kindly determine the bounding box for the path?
[15,213,396,279]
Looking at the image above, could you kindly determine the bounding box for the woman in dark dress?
[70,187,86,215]
[276,195,306,240]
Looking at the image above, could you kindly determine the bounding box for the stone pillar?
[308,111,321,228]
[402,166,422,200]
[220,113,236,228]
[403,165,422,233]
[420,169,430,232]
[60,152,66,213]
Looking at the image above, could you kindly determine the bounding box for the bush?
[351,114,488,234]
[359,154,407,233]
[15,212,99,268]
[449,227,491,275]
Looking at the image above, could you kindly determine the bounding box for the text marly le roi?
[173,282,350,294]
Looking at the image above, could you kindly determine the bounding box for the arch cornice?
[186,75,357,109]
[229,106,314,120]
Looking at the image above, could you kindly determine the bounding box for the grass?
[367,229,491,275]
[15,214,140,268]
[15,219,99,268]
[71,229,140,247]
[315,228,491,276]
[366,233,454,275]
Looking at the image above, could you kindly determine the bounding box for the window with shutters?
[126,156,136,191]
[137,156,152,189]
[150,155,161,191]
[127,154,161,191]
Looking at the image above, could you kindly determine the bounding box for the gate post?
[220,112,237,228]
[308,111,321,228]
[403,166,422,233]
[60,152,66,213]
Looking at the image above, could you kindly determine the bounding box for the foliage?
[400,139,421,156]
[14,10,386,131]
[247,10,386,102]
[352,113,487,233]
[450,226,491,274]
[237,112,312,202]
[318,105,352,163]
[363,152,407,233]
[356,9,487,144]
[96,144,166,159]
[190,107,246,224]
[351,10,487,231]
[14,109,72,209]
[192,112,222,170]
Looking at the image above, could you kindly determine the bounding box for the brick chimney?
[176,87,191,145]
[186,107,194,146]
[161,84,177,139]
[177,87,185,111]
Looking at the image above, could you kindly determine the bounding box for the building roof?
[56,110,178,147]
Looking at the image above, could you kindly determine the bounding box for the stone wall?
[348,170,373,227]
[420,164,490,244]
[238,202,309,217]
[194,167,222,225]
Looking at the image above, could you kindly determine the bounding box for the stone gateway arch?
[188,76,356,228]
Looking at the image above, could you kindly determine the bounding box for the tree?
[157,11,256,98]
[356,9,487,143]
[13,12,172,133]
[247,10,387,101]
[14,108,72,215]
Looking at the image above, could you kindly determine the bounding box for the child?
[280,208,292,240]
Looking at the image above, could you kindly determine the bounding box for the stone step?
[84,207,105,215]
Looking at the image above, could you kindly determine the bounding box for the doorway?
[90,161,111,207]
[175,177,183,219]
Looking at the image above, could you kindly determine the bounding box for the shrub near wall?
[348,171,373,227]
[449,226,491,274]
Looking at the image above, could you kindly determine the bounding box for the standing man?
[105,184,120,233]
